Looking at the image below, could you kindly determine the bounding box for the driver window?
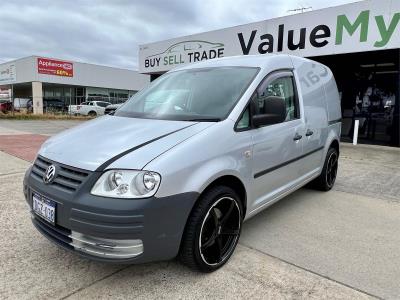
[255,76,299,121]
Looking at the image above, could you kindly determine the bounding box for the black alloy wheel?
[199,196,241,266]
[180,186,243,272]
[310,147,339,191]
[326,151,338,188]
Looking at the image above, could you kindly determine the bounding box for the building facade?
[138,0,400,147]
[0,56,150,114]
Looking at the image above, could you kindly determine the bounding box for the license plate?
[32,192,56,225]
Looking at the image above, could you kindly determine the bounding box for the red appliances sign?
[37,58,73,77]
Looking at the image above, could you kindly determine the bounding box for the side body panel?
[292,57,330,176]
[145,56,341,221]
[323,68,342,152]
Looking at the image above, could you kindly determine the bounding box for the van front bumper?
[23,163,198,264]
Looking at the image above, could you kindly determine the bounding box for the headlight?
[91,170,161,198]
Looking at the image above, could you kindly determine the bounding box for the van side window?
[256,76,299,122]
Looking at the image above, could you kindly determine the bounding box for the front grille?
[31,156,90,193]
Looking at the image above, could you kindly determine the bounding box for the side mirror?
[252,96,286,127]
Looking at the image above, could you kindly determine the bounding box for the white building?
[0,56,150,114]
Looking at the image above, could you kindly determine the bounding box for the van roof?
[171,54,300,72]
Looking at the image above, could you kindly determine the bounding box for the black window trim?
[234,68,301,132]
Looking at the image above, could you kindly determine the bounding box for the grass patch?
[0,112,92,120]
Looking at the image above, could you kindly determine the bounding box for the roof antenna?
[288,6,312,13]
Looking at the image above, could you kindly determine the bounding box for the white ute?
[68,101,111,117]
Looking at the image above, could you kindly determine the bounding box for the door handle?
[306,129,314,137]
[293,133,303,141]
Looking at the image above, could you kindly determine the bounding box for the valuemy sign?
[139,0,400,73]
[37,58,74,77]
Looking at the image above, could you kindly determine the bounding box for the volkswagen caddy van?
[23,55,341,272]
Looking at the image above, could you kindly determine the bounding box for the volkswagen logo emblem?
[43,165,56,184]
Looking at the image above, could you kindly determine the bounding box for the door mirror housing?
[252,113,283,127]
[252,96,286,127]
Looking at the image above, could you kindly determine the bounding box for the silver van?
[23,55,341,272]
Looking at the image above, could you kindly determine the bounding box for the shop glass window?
[44,89,53,97]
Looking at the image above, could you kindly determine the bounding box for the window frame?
[234,69,301,132]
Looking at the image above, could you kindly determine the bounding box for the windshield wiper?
[183,118,221,122]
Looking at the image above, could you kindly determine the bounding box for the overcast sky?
[0,0,360,70]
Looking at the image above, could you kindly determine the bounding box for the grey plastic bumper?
[24,166,199,263]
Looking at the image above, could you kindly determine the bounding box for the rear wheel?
[180,186,243,272]
[310,147,339,191]
[88,111,97,117]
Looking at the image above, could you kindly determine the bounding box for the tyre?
[310,147,339,191]
[88,111,97,117]
[180,186,243,272]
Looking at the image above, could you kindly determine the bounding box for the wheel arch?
[329,139,340,155]
[199,175,247,218]
[324,125,340,158]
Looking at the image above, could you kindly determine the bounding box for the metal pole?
[11,84,14,116]
[353,120,359,145]
[69,87,72,118]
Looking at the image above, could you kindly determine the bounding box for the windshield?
[115,67,259,121]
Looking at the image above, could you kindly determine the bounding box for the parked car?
[68,101,111,117]
[13,98,31,112]
[23,55,341,272]
[26,98,66,114]
[104,103,123,115]
[0,99,12,113]
[44,98,66,113]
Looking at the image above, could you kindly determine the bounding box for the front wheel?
[180,186,243,272]
[88,111,97,117]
